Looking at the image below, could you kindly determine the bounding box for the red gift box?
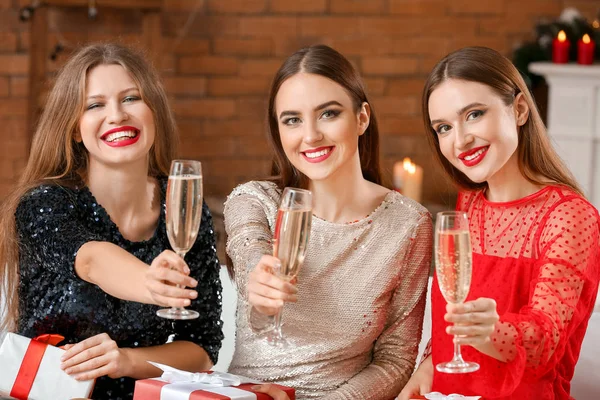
[134,378,295,400]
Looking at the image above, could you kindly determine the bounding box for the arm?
[62,202,223,380]
[16,186,196,308]
[489,199,599,374]
[324,213,433,400]
[446,197,600,395]
[224,183,285,332]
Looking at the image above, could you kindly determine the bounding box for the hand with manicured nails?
[445,297,499,351]
[145,249,198,308]
[60,333,132,381]
[248,255,298,316]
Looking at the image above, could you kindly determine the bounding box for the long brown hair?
[0,43,178,332]
[267,44,383,189]
[422,46,582,195]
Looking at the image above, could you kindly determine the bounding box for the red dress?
[431,185,600,399]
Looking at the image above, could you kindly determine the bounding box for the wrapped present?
[134,362,295,400]
[0,332,94,400]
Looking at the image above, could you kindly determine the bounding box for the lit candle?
[577,34,595,65]
[393,157,423,203]
[552,30,570,64]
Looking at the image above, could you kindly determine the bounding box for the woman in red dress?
[398,46,600,400]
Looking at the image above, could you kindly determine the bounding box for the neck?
[308,154,373,223]
[86,158,154,220]
[485,153,544,202]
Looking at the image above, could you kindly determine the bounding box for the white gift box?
[0,333,94,400]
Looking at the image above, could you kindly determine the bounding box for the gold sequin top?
[224,181,432,400]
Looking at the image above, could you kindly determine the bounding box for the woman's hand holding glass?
[145,249,198,308]
[248,255,298,316]
[445,298,499,350]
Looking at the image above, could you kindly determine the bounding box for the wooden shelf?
[44,0,163,10]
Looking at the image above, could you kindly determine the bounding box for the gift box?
[134,362,295,400]
[421,393,481,400]
[0,333,94,400]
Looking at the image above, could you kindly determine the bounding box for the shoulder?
[17,183,79,213]
[456,190,481,211]
[225,181,281,208]
[543,186,599,229]
[385,191,431,222]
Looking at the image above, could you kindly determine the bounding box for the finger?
[147,279,198,299]
[61,334,107,362]
[447,324,491,337]
[62,343,107,369]
[64,352,110,375]
[251,384,290,400]
[155,250,190,275]
[248,292,285,311]
[151,267,198,288]
[445,311,497,324]
[253,271,297,294]
[454,336,490,347]
[73,364,113,381]
[60,344,74,351]
[248,281,297,302]
[151,293,192,308]
[447,298,496,314]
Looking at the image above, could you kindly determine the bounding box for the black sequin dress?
[15,179,224,400]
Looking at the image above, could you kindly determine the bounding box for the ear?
[358,102,371,136]
[73,130,82,143]
[514,92,529,127]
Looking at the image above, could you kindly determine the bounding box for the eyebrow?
[279,100,343,119]
[86,87,139,101]
[430,102,487,125]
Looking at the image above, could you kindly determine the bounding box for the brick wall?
[0,0,598,257]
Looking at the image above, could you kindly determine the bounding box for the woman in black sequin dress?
[0,44,223,399]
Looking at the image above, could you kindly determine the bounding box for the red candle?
[577,34,595,65]
[553,30,570,64]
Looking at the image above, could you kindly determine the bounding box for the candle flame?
[582,34,591,44]
[558,30,567,42]
[593,20,599,29]
[403,157,416,175]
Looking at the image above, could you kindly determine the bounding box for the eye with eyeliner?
[467,109,486,121]
[282,116,301,126]
[320,109,341,119]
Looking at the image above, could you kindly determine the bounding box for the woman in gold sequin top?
[224,45,433,400]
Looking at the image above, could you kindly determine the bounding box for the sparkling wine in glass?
[434,211,480,373]
[156,160,203,320]
[266,187,312,347]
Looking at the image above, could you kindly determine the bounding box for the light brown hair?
[0,43,178,332]
[422,46,582,194]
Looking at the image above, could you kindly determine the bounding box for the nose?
[106,102,129,125]
[302,120,323,145]
[454,125,474,150]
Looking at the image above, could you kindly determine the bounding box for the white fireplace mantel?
[529,62,600,210]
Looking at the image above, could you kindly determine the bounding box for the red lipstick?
[458,145,489,167]
[301,146,334,164]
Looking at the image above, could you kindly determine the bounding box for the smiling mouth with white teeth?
[304,148,331,158]
[464,148,486,161]
[103,130,138,142]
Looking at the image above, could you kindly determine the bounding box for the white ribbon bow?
[424,393,481,400]
[149,362,254,387]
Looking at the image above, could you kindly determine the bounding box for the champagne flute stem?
[273,305,284,338]
[170,250,187,313]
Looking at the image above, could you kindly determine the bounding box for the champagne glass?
[156,160,203,320]
[434,211,480,373]
[266,187,312,347]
